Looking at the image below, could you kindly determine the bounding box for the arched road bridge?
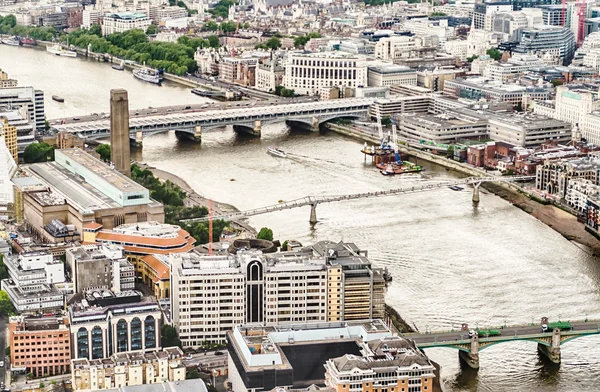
[406,318,600,369]
[181,176,534,224]
[51,98,372,146]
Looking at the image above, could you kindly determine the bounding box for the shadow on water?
[447,360,480,391]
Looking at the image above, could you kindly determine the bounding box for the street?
[0,315,6,388]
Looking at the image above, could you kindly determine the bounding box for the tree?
[96,144,111,162]
[203,21,219,31]
[187,369,201,379]
[466,55,478,62]
[281,88,295,98]
[431,12,447,16]
[207,35,220,48]
[446,145,455,159]
[281,240,289,251]
[0,290,15,317]
[23,142,54,163]
[257,227,273,241]
[551,79,564,87]
[39,382,45,388]
[89,24,102,37]
[381,116,392,127]
[146,24,158,35]
[265,37,281,50]
[220,21,236,33]
[161,324,182,348]
[5,346,10,357]
[486,48,502,61]
[44,119,50,131]
[0,254,7,281]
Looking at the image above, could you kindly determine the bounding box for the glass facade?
[145,316,156,349]
[131,318,142,351]
[116,319,128,352]
[77,328,89,358]
[91,326,103,360]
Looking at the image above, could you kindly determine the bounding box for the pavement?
[0,315,6,388]
[407,320,600,345]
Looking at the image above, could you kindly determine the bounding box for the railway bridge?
[51,98,372,146]
[181,176,533,224]
[406,318,600,369]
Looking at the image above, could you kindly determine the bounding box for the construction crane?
[375,109,392,151]
[576,0,586,47]
[208,199,213,256]
[391,122,402,164]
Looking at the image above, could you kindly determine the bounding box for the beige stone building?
[71,347,186,391]
[0,117,18,161]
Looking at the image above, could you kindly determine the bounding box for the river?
[4,44,600,391]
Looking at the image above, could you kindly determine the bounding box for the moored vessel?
[133,66,163,84]
[52,95,65,103]
[1,36,20,46]
[46,44,77,57]
[267,146,287,158]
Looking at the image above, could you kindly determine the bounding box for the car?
[167,109,173,112]
[0,360,4,367]
[135,112,139,115]
[185,354,193,360]
[151,109,158,113]
[185,106,191,109]
[468,330,477,338]
[72,118,80,121]
[215,351,224,356]
[541,324,549,332]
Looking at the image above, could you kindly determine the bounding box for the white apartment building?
[255,62,284,92]
[367,65,417,87]
[583,49,600,71]
[472,2,513,31]
[466,29,503,58]
[485,54,546,83]
[374,36,438,62]
[581,111,600,145]
[407,19,454,49]
[0,251,65,313]
[102,12,151,36]
[283,52,368,96]
[0,86,45,131]
[470,55,496,75]
[566,179,600,212]
[445,39,469,61]
[82,8,102,28]
[488,113,572,147]
[0,138,16,214]
[156,6,188,22]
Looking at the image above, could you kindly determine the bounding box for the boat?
[52,95,64,103]
[267,146,287,158]
[449,185,464,191]
[1,36,20,46]
[46,43,77,57]
[112,60,125,71]
[133,66,163,85]
[20,37,36,46]
[380,164,397,176]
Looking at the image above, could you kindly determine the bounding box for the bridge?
[181,176,534,224]
[51,98,372,146]
[405,318,600,369]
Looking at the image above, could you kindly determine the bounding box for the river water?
[4,44,600,391]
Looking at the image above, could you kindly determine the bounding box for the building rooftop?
[488,112,570,129]
[104,12,148,19]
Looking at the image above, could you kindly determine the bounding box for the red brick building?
[9,316,72,377]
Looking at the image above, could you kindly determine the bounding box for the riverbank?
[136,162,257,237]
[325,122,600,256]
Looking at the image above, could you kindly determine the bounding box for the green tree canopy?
[161,324,182,348]
[0,290,15,317]
[96,143,111,162]
[0,254,8,281]
[23,142,54,163]
[207,35,220,48]
[203,21,219,31]
[265,37,281,50]
[486,48,502,61]
[293,32,321,48]
[187,369,201,379]
[220,21,237,33]
[257,227,274,241]
[209,0,236,18]
[381,116,392,127]
[146,24,158,35]
[89,24,102,37]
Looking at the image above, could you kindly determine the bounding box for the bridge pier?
[472,182,481,203]
[458,335,479,369]
[309,203,317,224]
[233,121,261,137]
[537,329,561,364]
[175,126,202,143]
[311,116,320,132]
[130,131,143,148]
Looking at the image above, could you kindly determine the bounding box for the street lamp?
[585,313,588,322]
[531,317,534,326]
[558,314,561,322]
[212,369,217,387]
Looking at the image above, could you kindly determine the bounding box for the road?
[48,96,320,126]
[182,350,228,369]
[406,320,600,346]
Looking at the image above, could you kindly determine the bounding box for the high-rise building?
[171,242,388,346]
[110,89,131,177]
[0,69,17,88]
[513,26,576,65]
[9,315,72,378]
[0,116,18,161]
[0,137,17,219]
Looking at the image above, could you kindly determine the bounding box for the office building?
[171,242,388,346]
[218,57,258,86]
[102,13,151,36]
[443,77,550,105]
[488,113,572,147]
[9,315,72,377]
[227,320,419,392]
[396,108,489,144]
[0,69,17,88]
[0,251,65,313]
[513,26,576,65]
[82,221,195,299]
[110,89,131,177]
[367,65,417,87]
[69,291,162,360]
[484,55,547,83]
[472,1,513,30]
[324,336,436,392]
[1,108,36,158]
[566,179,600,213]
[156,6,188,21]
[0,86,45,131]
[534,85,600,129]
[16,149,163,243]
[82,7,102,28]
[374,36,437,63]
[71,347,185,391]
[66,244,135,294]
[284,52,368,96]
